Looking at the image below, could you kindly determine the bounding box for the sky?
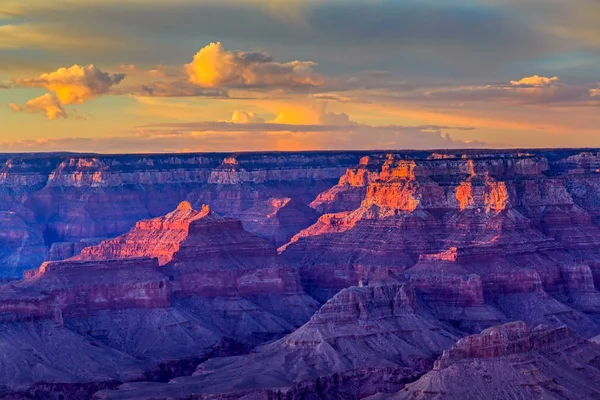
[1,0,600,153]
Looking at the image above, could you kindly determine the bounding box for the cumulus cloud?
[230,110,265,124]
[8,93,66,120]
[9,64,125,119]
[185,42,324,88]
[591,87,600,97]
[14,64,125,105]
[510,75,559,87]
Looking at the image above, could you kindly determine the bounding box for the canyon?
[2,149,600,399]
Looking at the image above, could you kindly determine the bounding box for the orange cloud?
[510,75,559,87]
[14,64,125,105]
[230,110,265,124]
[185,42,324,88]
[591,87,600,97]
[8,93,66,120]
[267,102,350,125]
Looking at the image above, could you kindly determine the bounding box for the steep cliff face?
[372,321,600,400]
[3,149,600,280]
[73,201,211,266]
[94,282,460,400]
[28,202,317,325]
[310,155,383,213]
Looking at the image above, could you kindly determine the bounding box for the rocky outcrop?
[2,149,600,280]
[371,321,600,400]
[73,202,210,266]
[0,203,319,397]
[310,155,384,213]
[94,282,460,400]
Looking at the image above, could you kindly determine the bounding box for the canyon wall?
[3,149,600,399]
[0,152,362,277]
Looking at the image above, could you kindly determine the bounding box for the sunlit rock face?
[281,150,600,335]
[72,201,211,266]
[0,203,318,397]
[2,149,597,279]
[310,155,383,214]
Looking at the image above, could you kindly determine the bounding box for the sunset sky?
[1,0,600,153]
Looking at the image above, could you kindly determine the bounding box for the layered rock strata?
[0,203,318,397]
[371,321,600,400]
[94,282,459,400]
[281,152,600,337]
[0,152,361,277]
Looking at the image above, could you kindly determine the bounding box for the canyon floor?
[2,149,600,399]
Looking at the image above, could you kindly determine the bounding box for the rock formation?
[370,321,600,400]
[72,201,210,266]
[236,197,320,247]
[309,155,384,213]
[94,282,460,400]
[0,152,361,277]
[0,202,318,397]
[281,152,600,337]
